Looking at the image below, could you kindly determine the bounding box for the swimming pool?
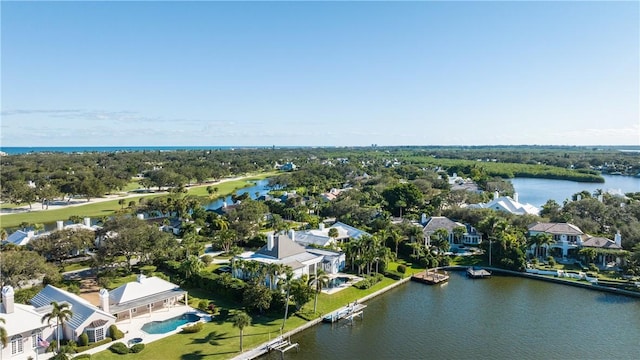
[141,313,200,334]
[326,276,351,289]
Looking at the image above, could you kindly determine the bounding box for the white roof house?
[293,222,371,247]
[101,275,187,321]
[468,192,540,215]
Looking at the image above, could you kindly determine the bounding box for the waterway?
[511,174,640,207]
[262,272,640,360]
[203,179,272,210]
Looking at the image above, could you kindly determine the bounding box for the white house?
[30,285,116,345]
[527,222,623,265]
[468,192,540,215]
[233,231,325,285]
[100,274,188,322]
[293,222,371,248]
[1,286,55,360]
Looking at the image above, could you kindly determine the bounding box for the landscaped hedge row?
[75,337,113,353]
[160,260,246,302]
[353,274,384,289]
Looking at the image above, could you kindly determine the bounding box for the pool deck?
[80,304,207,356]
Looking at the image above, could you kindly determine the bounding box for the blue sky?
[1,1,638,147]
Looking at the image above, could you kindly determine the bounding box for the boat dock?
[467,267,492,279]
[323,302,367,323]
[267,337,299,356]
[411,269,450,285]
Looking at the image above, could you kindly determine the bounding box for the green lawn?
[90,273,403,360]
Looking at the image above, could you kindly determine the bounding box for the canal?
[262,271,640,359]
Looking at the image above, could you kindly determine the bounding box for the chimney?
[27,230,35,238]
[99,288,110,313]
[615,231,622,247]
[319,223,325,231]
[577,194,582,201]
[288,229,295,242]
[137,274,147,283]
[513,193,519,203]
[83,217,91,227]
[56,220,64,231]
[494,191,499,200]
[267,233,274,251]
[597,194,603,203]
[136,213,144,220]
[421,213,427,225]
[222,201,228,208]
[1,286,15,314]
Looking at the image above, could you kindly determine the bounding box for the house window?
[11,335,24,355]
[86,326,106,343]
[31,330,42,349]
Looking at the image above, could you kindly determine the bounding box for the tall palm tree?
[280,267,295,331]
[390,228,404,257]
[41,301,73,354]
[231,311,252,352]
[0,317,8,350]
[527,233,554,259]
[309,270,330,313]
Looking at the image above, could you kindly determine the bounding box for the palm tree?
[390,228,404,257]
[309,270,330,313]
[41,301,73,354]
[527,233,554,259]
[280,267,295,331]
[180,255,204,278]
[0,317,8,350]
[231,311,252,352]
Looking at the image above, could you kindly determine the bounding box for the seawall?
[444,265,640,299]
[230,275,413,360]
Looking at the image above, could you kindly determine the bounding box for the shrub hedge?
[130,343,145,353]
[75,337,113,353]
[109,325,124,340]
[108,342,129,355]
[181,322,204,333]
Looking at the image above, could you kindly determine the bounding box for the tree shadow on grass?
[190,330,229,346]
[180,350,237,360]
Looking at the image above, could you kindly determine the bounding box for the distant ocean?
[0,146,276,155]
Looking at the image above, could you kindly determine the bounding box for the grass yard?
[90,273,403,360]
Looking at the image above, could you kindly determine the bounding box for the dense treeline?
[1,145,638,212]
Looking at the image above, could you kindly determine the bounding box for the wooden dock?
[323,302,367,323]
[411,269,450,285]
[467,267,492,279]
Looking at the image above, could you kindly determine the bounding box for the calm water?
[264,272,640,360]
[511,174,640,207]
[203,179,272,210]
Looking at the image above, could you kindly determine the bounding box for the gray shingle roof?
[528,222,584,235]
[422,217,464,234]
[256,233,307,259]
[582,236,622,249]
